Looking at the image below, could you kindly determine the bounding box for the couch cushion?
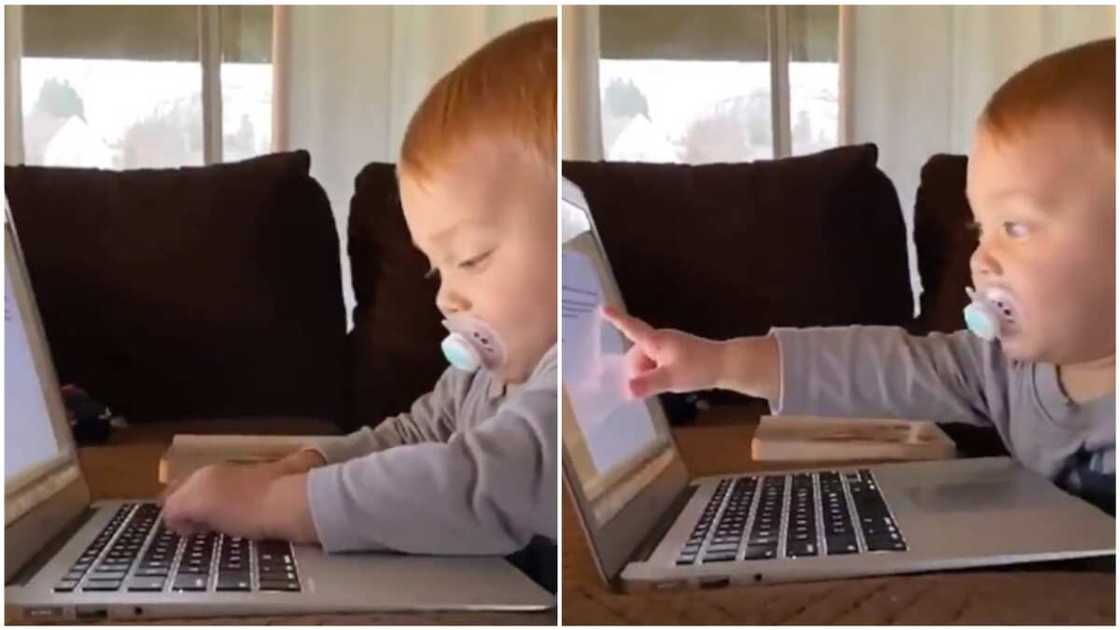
[563,144,914,344]
[5,150,347,424]
[346,163,446,431]
[911,154,975,335]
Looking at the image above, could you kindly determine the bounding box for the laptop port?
[26,606,63,620]
[76,607,108,620]
[698,576,730,590]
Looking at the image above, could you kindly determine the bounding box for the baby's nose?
[436,283,470,315]
[969,243,1003,279]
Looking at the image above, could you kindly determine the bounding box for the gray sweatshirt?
[305,345,557,554]
[770,326,1115,512]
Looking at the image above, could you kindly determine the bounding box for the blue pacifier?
[963,286,1019,342]
[440,314,506,372]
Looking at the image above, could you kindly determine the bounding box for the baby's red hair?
[981,38,1114,150]
[399,18,557,181]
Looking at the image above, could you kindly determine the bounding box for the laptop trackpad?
[905,478,1046,513]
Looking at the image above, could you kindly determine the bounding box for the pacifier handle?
[963,286,1001,342]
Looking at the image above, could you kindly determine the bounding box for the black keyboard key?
[866,537,907,552]
[748,534,777,546]
[259,579,300,592]
[701,552,736,563]
[865,530,904,545]
[787,541,819,557]
[172,574,209,591]
[260,567,299,582]
[826,535,859,554]
[743,545,777,560]
[82,579,122,592]
[88,570,127,580]
[216,575,252,591]
[135,567,170,577]
[127,577,167,592]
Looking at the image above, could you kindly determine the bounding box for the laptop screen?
[4,218,78,520]
[561,181,677,529]
[5,263,63,480]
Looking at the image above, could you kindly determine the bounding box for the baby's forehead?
[968,114,1113,205]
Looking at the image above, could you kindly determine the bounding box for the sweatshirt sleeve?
[769,326,1007,427]
[305,353,558,554]
[309,367,466,465]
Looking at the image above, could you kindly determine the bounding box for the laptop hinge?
[6,506,96,587]
[630,483,697,564]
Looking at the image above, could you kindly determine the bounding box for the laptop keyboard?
[676,470,907,565]
[53,502,301,594]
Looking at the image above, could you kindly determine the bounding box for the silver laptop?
[560,179,1114,592]
[3,212,555,621]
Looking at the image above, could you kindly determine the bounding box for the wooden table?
[61,418,555,625]
[563,416,1115,625]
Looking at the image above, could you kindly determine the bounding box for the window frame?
[599,5,839,162]
[18,5,273,167]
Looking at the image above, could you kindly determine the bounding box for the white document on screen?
[562,249,658,475]
[5,269,62,482]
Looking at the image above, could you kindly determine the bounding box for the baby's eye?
[458,251,492,270]
[1002,221,1029,238]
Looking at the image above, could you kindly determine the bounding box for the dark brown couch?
[344,162,446,431]
[5,151,348,426]
[564,144,914,341]
[4,151,454,434]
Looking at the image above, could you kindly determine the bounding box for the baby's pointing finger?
[600,305,657,347]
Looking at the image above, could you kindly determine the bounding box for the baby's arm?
[603,307,999,425]
[160,373,469,544]
[308,368,467,466]
[305,362,557,555]
[768,326,1000,425]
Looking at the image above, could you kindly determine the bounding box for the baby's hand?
[600,305,724,399]
[161,462,287,540]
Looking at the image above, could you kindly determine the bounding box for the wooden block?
[158,434,343,484]
[751,415,956,462]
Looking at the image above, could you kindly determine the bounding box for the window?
[20,6,272,169]
[599,5,839,164]
[220,6,274,164]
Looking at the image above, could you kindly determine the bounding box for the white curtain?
[842,5,1115,302]
[4,5,24,165]
[561,5,603,161]
[275,5,556,326]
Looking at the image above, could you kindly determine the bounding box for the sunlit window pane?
[600,60,773,163]
[220,5,273,163]
[220,63,272,163]
[598,6,840,164]
[788,6,839,157]
[21,58,203,169]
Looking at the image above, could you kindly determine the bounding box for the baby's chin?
[494,350,544,386]
[1001,332,1111,366]
[998,337,1042,363]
